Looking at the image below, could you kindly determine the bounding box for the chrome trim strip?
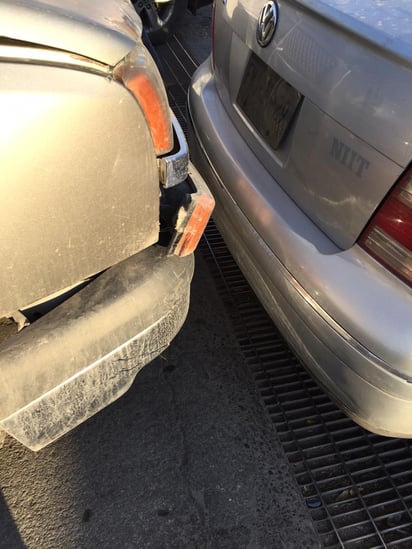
[0,43,110,74]
[158,113,189,188]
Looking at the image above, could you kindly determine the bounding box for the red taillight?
[211,0,216,69]
[114,45,173,155]
[359,168,412,287]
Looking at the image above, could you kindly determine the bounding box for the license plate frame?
[237,53,302,150]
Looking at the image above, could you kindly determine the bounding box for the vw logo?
[256,1,278,47]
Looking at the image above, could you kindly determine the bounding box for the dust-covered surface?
[0,254,319,548]
[0,317,17,345]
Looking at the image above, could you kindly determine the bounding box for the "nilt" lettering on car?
[330,137,370,178]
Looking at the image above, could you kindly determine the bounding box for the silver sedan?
[188,0,412,437]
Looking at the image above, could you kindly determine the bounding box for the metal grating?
[199,223,412,548]
[156,35,198,136]
[158,35,412,548]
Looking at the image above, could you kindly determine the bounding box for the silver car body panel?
[0,0,140,66]
[0,61,159,316]
[159,113,190,188]
[0,42,109,74]
[188,60,412,436]
[295,0,412,63]
[213,0,411,248]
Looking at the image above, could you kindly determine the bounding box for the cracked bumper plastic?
[0,247,194,450]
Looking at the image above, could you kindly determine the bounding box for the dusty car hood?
[0,0,141,65]
[297,0,412,64]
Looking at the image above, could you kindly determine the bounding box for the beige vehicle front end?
[0,0,213,450]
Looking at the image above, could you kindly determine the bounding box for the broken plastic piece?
[168,163,215,257]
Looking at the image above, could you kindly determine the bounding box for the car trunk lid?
[213,0,412,248]
[296,0,412,66]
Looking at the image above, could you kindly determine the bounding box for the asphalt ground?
[175,5,212,64]
[0,253,319,548]
[0,10,320,549]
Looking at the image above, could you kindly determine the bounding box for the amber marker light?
[168,165,215,257]
[114,44,173,155]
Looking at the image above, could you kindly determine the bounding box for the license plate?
[237,53,302,150]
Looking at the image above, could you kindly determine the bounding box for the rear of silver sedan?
[188,0,412,437]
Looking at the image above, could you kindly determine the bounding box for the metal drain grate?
[156,35,198,135]
[157,35,412,548]
[200,223,412,548]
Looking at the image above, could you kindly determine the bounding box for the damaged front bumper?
[0,247,194,451]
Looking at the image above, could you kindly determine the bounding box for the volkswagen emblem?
[256,1,278,47]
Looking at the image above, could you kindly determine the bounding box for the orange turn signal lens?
[172,194,215,257]
[114,45,173,155]
[124,72,172,154]
[168,164,215,257]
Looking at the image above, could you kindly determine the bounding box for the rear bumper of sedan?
[0,247,194,451]
[187,60,412,438]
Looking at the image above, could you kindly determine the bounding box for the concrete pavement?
[0,254,319,547]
